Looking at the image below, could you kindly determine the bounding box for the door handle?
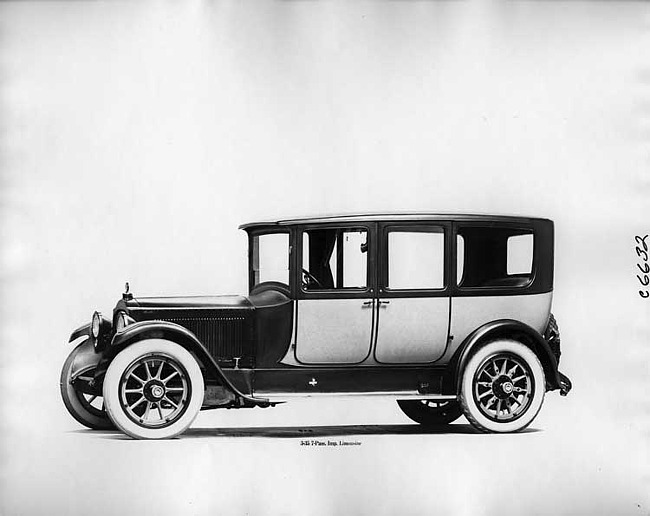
[361,301,373,307]
[378,300,390,306]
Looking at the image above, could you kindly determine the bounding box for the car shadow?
[183,424,542,439]
[74,424,541,440]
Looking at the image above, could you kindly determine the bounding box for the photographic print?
[1,1,648,515]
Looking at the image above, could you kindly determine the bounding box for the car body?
[60,213,572,439]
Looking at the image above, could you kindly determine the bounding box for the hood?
[125,295,252,310]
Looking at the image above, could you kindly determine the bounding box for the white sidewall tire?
[460,339,545,433]
[103,339,204,440]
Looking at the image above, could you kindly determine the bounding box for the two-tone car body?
[60,213,571,439]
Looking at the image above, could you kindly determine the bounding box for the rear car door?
[374,222,451,363]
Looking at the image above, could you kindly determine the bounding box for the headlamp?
[114,311,134,333]
[91,311,102,339]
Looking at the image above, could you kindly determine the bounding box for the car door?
[374,223,451,363]
[294,223,375,364]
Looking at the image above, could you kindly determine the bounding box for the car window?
[507,234,534,275]
[457,234,465,285]
[457,227,534,288]
[252,232,289,286]
[387,229,445,290]
[302,228,367,290]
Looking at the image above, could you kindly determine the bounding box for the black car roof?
[239,213,552,231]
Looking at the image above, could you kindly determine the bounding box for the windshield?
[251,232,290,288]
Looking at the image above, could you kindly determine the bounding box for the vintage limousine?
[61,213,571,439]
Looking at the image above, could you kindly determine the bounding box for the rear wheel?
[460,339,545,433]
[397,399,462,426]
[103,339,204,439]
[60,342,114,430]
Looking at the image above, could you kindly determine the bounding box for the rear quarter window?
[507,233,534,275]
[457,227,534,289]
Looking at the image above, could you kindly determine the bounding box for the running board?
[256,392,458,402]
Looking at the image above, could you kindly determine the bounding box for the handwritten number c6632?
[636,235,649,298]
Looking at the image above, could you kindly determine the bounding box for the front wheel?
[60,342,114,430]
[397,399,463,426]
[460,340,545,433]
[103,340,204,440]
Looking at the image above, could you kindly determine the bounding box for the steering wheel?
[301,268,323,289]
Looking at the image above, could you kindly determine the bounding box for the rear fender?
[453,319,562,393]
[108,320,266,406]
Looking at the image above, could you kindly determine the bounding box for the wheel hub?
[143,380,166,402]
[492,375,515,399]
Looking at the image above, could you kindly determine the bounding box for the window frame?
[452,222,538,295]
[297,222,376,300]
[248,228,294,294]
[378,223,451,299]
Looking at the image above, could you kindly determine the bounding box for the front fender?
[66,337,103,382]
[453,319,564,393]
[65,323,102,382]
[69,323,90,342]
[108,320,266,406]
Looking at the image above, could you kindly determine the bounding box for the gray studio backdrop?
[1,1,648,515]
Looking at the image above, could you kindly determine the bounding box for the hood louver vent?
[135,310,254,368]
